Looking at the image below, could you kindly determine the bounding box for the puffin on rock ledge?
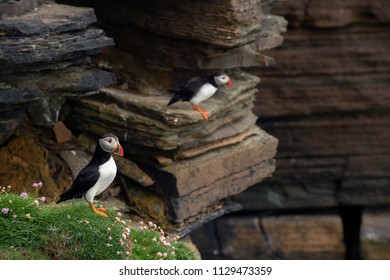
[167,72,233,120]
[57,134,124,218]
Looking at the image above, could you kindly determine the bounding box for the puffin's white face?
[214,73,233,87]
[99,134,124,156]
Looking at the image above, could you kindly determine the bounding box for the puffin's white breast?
[84,156,117,203]
[190,83,217,105]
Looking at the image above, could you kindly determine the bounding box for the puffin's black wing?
[57,164,100,203]
[167,76,211,106]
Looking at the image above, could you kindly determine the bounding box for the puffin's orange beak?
[226,79,233,88]
[114,143,124,156]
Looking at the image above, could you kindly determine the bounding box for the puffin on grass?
[57,134,124,218]
[167,72,233,120]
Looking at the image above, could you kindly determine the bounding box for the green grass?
[0,190,196,260]
[131,223,195,260]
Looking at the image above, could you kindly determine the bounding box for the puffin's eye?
[108,139,112,143]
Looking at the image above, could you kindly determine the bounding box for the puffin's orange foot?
[192,104,209,120]
[90,203,108,218]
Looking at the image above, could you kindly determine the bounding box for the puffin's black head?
[99,134,124,156]
[214,72,233,88]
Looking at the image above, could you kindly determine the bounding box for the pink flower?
[20,192,28,198]
[32,182,43,188]
[1,208,9,214]
[33,200,39,206]
[172,236,179,242]
[40,196,46,202]
[12,214,17,219]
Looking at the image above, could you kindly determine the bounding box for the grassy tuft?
[130,221,195,260]
[0,188,195,260]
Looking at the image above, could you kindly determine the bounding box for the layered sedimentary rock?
[0,2,116,145]
[246,0,390,209]
[55,0,285,234]
[194,0,390,259]
[58,0,286,70]
[64,71,278,234]
[0,0,283,236]
[0,0,42,17]
[192,211,390,260]
[193,214,345,260]
[191,0,390,260]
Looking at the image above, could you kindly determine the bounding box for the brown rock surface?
[193,0,390,260]
[0,126,72,200]
[216,216,270,259]
[0,2,116,144]
[0,0,43,17]
[192,214,345,259]
[262,215,344,259]
[361,211,390,259]
[53,122,72,144]
[58,0,287,69]
[246,0,390,209]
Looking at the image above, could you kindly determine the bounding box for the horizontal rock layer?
[0,2,115,144]
[0,3,96,35]
[275,0,390,28]
[66,72,259,152]
[192,214,344,259]
[0,0,42,17]
[191,211,390,259]
[246,0,390,209]
[59,0,283,48]
[58,0,287,70]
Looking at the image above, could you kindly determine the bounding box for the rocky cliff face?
[1,0,285,237]
[191,0,390,259]
[0,2,116,145]
[55,0,285,235]
[250,0,390,211]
